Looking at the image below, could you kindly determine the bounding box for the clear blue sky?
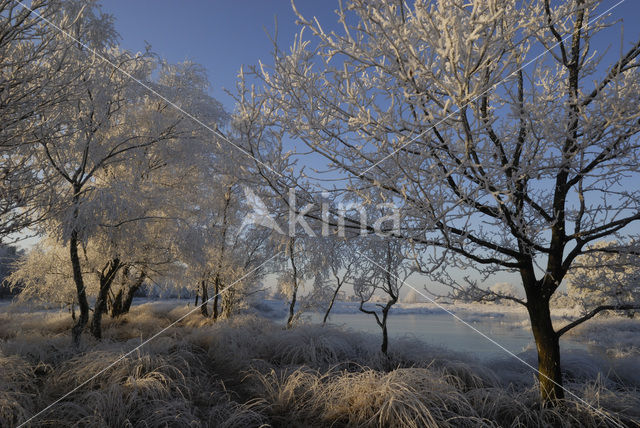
[101,0,342,111]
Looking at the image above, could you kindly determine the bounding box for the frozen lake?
[302,305,590,360]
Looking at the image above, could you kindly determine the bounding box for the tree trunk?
[212,273,220,320]
[221,276,235,319]
[380,315,389,355]
[380,258,396,356]
[110,288,124,316]
[380,297,395,356]
[287,284,298,329]
[120,278,140,314]
[200,280,209,317]
[110,270,145,317]
[69,229,89,345]
[286,238,299,329]
[90,291,108,340]
[357,299,394,357]
[90,258,121,339]
[528,298,564,403]
[322,281,343,325]
[380,308,393,372]
[194,290,199,307]
[108,266,127,317]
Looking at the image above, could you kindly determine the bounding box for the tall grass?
[0,302,638,427]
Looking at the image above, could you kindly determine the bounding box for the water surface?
[309,310,588,360]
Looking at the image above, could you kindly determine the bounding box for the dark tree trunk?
[110,270,145,317]
[381,320,389,355]
[212,273,220,320]
[110,288,124,316]
[380,307,390,355]
[200,280,209,317]
[90,258,121,339]
[120,278,140,314]
[322,280,343,326]
[380,255,397,356]
[380,307,394,372]
[286,238,299,329]
[108,266,127,317]
[287,283,298,329]
[90,293,108,340]
[358,296,395,357]
[194,291,199,307]
[525,283,565,403]
[69,229,89,345]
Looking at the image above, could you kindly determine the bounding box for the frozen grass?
[0,302,638,427]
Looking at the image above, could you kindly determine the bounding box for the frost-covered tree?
[274,234,331,328]
[176,178,234,319]
[180,178,273,320]
[0,0,107,240]
[565,241,640,322]
[278,237,305,328]
[230,73,316,327]
[8,236,100,312]
[21,7,225,342]
[246,0,640,403]
[220,226,273,318]
[8,1,127,343]
[319,236,359,325]
[354,237,409,355]
[8,222,175,334]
